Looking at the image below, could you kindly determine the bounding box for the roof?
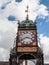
[21,19,33,24]
[44,64,49,65]
[0,61,9,65]
[0,61,49,65]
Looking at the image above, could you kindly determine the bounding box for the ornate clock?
[19,31,34,44]
[17,6,37,52]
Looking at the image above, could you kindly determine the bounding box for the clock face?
[19,31,34,44]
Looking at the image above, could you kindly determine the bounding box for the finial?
[25,5,29,20]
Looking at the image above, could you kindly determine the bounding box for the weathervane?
[25,5,29,20]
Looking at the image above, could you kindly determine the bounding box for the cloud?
[0,18,18,61]
[0,0,49,21]
[0,19,18,32]
[37,4,49,18]
[0,0,13,7]
[39,34,49,63]
[0,48,9,61]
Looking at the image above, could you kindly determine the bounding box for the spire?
[25,5,29,20]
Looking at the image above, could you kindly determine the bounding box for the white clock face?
[19,31,34,44]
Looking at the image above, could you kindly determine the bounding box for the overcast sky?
[0,0,49,64]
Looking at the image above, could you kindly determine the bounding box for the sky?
[0,0,49,64]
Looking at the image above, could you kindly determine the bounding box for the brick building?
[0,62,49,65]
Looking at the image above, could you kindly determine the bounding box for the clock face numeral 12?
[19,31,34,44]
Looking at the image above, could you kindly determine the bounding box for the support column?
[25,60,28,65]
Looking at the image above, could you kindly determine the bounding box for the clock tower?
[9,6,44,65]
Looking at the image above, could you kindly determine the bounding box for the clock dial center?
[19,31,34,44]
